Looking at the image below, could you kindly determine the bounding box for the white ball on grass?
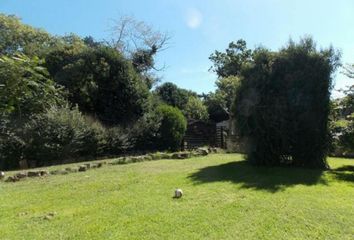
[174,188,183,198]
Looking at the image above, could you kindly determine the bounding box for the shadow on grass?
[330,165,354,183]
[333,165,354,172]
[189,160,327,193]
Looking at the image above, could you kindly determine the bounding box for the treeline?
[0,15,214,170]
[2,14,353,170]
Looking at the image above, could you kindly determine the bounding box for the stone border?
[0,148,221,183]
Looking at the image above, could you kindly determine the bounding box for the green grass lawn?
[1,154,353,240]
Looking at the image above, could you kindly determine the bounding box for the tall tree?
[46,45,150,125]
[207,39,251,122]
[0,54,64,118]
[209,39,252,78]
[0,14,57,57]
[184,96,209,121]
[110,16,171,88]
[234,37,340,168]
[154,82,197,110]
[204,76,241,122]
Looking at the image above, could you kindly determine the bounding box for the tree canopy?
[0,54,64,118]
[0,14,57,57]
[209,39,252,78]
[46,45,150,125]
[233,37,341,168]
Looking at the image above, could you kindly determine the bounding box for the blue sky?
[1,0,354,97]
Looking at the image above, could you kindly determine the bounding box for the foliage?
[215,76,241,112]
[334,64,354,117]
[334,113,354,155]
[0,115,25,170]
[209,39,252,78]
[46,45,150,125]
[183,96,209,121]
[203,76,241,122]
[0,54,65,118]
[207,39,248,121]
[328,64,354,155]
[0,105,135,170]
[233,37,341,168]
[342,63,354,79]
[22,106,103,167]
[154,82,197,110]
[156,105,187,151]
[97,126,130,156]
[203,93,228,122]
[338,125,354,153]
[130,103,187,151]
[131,48,157,73]
[0,14,57,57]
[129,109,162,151]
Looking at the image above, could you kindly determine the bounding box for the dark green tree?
[204,76,241,122]
[154,82,197,110]
[46,45,150,125]
[233,38,340,168]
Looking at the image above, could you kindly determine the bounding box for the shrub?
[0,106,136,170]
[156,105,187,151]
[0,115,25,170]
[338,120,354,155]
[99,126,131,156]
[23,105,102,166]
[129,109,162,151]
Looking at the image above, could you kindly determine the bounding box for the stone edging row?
[0,147,219,183]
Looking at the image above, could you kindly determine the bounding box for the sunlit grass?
[0,154,353,239]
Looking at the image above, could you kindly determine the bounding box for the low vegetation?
[0,154,353,239]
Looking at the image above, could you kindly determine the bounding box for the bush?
[156,105,187,151]
[338,121,354,155]
[23,106,102,166]
[0,105,148,170]
[0,115,25,170]
[129,104,187,152]
[99,126,131,156]
[0,105,134,170]
[129,109,162,151]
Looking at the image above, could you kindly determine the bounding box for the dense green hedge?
[0,104,188,170]
[234,38,340,168]
[0,106,129,170]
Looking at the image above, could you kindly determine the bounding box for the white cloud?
[185,8,202,29]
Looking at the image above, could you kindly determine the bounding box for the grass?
[0,154,353,240]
